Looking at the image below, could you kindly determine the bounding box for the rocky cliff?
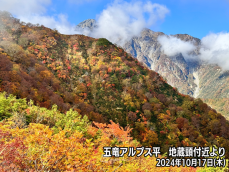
[123,29,200,97]
[75,19,97,31]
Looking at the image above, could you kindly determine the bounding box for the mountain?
[123,29,199,97]
[1,12,229,170]
[123,29,229,118]
[76,19,229,119]
[75,19,98,31]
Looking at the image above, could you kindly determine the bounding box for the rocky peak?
[76,19,97,31]
[172,34,201,46]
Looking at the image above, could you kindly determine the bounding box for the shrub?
[0,92,28,121]
[96,38,112,46]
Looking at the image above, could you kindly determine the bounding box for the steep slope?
[76,19,229,118]
[75,20,199,97]
[1,12,229,159]
[0,92,222,171]
[123,29,229,118]
[123,29,199,96]
[193,71,200,98]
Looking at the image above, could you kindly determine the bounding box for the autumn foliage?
[0,11,229,171]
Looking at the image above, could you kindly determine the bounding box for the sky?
[0,0,228,39]
[0,0,229,70]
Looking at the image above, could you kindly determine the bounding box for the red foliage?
[107,67,112,73]
[176,117,185,130]
[0,54,13,71]
[0,130,28,170]
[142,102,152,111]
[127,111,137,122]
[160,131,166,134]
[157,94,167,104]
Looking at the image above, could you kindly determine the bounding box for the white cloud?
[18,14,78,35]
[0,0,51,16]
[0,0,169,37]
[158,32,229,71]
[157,35,196,57]
[0,0,79,35]
[199,32,229,70]
[88,0,169,46]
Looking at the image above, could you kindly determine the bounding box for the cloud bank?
[158,32,229,70]
[157,35,196,57]
[89,0,170,46]
[199,32,229,70]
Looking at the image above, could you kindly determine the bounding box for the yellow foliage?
[12,64,20,71]
[40,70,52,79]
[0,117,221,172]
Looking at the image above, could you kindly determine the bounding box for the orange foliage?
[93,120,133,142]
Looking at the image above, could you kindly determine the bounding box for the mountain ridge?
[76,19,229,118]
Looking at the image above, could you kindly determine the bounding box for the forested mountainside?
[0,11,229,171]
[77,19,229,119]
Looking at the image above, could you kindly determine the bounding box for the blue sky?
[0,0,229,39]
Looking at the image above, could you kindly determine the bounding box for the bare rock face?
[123,29,200,97]
[75,19,98,31]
